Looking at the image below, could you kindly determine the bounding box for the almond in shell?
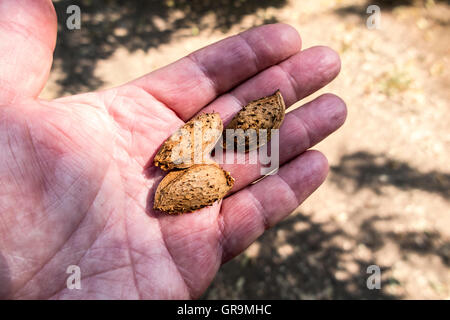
[223,90,285,152]
[153,164,234,214]
[154,113,223,171]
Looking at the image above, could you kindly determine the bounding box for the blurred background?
[42,0,450,299]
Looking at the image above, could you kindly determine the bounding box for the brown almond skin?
[153,164,234,214]
[223,90,285,152]
[154,113,223,171]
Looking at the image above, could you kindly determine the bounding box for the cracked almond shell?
[154,113,223,171]
[223,90,285,152]
[153,164,234,214]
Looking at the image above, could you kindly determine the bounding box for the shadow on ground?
[204,151,450,299]
[358,215,450,267]
[204,213,397,299]
[53,0,286,95]
[330,151,450,199]
[204,209,449,299]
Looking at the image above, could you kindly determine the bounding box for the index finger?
[128,23,301,121]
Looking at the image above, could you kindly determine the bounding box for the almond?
[153,164,234,214]
[223,90,285,152]
[154,113,223,171]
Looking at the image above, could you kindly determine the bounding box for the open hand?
[0,0,346,299]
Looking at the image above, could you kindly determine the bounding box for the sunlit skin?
[0,0,346,299]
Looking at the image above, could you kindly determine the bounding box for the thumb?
[0,0,57,104]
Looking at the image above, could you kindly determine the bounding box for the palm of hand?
[1,86,221,299]
[0,1,346,299]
